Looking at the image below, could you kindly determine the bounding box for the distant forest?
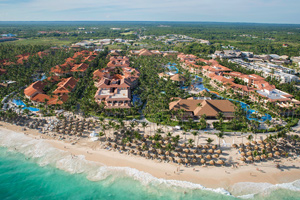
[0,21,299,56]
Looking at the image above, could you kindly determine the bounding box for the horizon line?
[0,20,299,26]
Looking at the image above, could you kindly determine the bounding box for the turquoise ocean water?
[0,129,300,200]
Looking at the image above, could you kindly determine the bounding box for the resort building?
[24,77,78,105]
[229,59,298,83]
[107,56,130,68]
[50,50,97,76]
[158,73,186,84]
[169,97,235,120]
[93,58,140,109]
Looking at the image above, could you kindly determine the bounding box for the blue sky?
[0,0,299,24]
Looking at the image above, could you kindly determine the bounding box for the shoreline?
[1,121,300,195]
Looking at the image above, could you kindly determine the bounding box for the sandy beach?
[1,120,300,194]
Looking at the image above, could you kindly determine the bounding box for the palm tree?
[188,139,194,147]
[141,122,148,134]
[206,137,214,145]
[215,131,225,147]
[191,131,198,145]
[99,132,105,143]
[217,112,224,129]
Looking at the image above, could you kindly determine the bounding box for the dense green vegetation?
[0,45,73,100]
[1,22,299,56]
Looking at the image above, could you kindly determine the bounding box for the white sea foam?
[1,128,299,198]
[232,180,300,198]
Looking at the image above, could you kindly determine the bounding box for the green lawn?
[120,31,135,35]
[10,37,75,46]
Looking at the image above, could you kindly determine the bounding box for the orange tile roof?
[53,77,78,94]
[24,81,46,97]
[71,63,89,73]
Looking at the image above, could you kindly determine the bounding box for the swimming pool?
[23,107,40,112]
[13,99,40,112]
[181,82,272,122]
[12,99,26,107]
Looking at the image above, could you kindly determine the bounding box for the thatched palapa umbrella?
[217,160,224,165]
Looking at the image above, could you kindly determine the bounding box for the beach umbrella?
[209,160,215,165]
[168,157,174,162]
[275,151,281,156]
[204,145,209,149]
[208,149,214,154]
[255,156,261,161]
[197,145,203,149]
[175,147,182,152]
[239,143,244,147]
[202,149,207,154]
[120,146,125,150]
[188,144,193,148]
[216,149,222,154]
[181,143,186,148]
[261,154,267,160]
[174,152,180,157]
[193,149,198,154]
[112,143,117,149]
[266,148,272,152]
[177,158,182,164]
[185,158,189,164]
[164,140,169,145]
[144,152,150,158]
[184,149,190,153]
[212,145,217,150]
[239,148,245,152]
[201,159,206,164]
[106,142,111,146]
[252,141,257,145]
[198,155,203,159]
[213,154,219,158]
[247,156,253,161]
[217,160,224,165]
[165,151,170,156]
[157,149,163,155]
[246,146,252,150]
[126,143,131,147]
[137,151,142,156]
[152,140,156,144]
[206,155,212,160]
[258,140,264,144]
[232,144,238,148]
[268,153,273,158]
[254,146,259,150]
[152,154,158,159]
[159,140,163,144]
[189,154,196,159]
[241,152,246,157]
[240,157,246,162]
[160,155,166,160]
[192,159,197,163]
[182,153,187,158]
[129,149,134,154]
[273,147,279,151]
[246,151,252,156]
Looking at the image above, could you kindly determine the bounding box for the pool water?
[12,99,40,112]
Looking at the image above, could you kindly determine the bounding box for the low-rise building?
[169,97,235,120]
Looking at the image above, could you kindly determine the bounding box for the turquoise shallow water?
[0,129,299,200]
